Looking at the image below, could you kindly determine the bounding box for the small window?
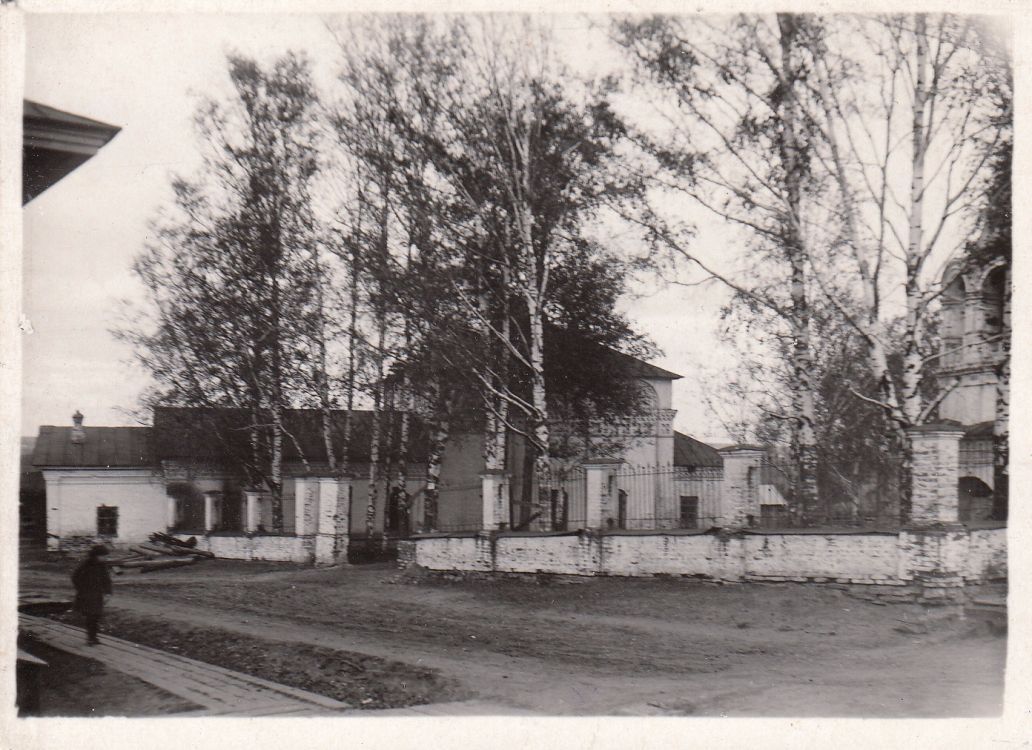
[617,489,628,529]
[679,496,699,529]
[97,506,118,537]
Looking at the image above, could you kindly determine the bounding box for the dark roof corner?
[673,432,722,468]
[607,349,682,380]
[22,100,121,204]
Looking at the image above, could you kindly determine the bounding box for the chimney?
[70,410,85,444]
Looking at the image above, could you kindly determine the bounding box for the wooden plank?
[19,618,258,706]
[19,615,348,712]
[21,616,295,706]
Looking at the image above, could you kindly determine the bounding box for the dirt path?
[22,561,1005,716]
[104,594,616,712]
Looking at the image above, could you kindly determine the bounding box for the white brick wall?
[410,528,1007,584]
[964,528,1007,581]
[897,528,969,584]
[602,533,744,580]
[414,536,493,571]
[43,469,168,547]
[495,534,600,575]
[743,533,898,581]
[196,534,313,563]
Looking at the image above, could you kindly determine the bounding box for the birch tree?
[614,14,823,520]
[326,16,655,532]
[332,28,397,542]
[434,18,650,526]
[121,52,322,531]
[800,14,1010,519]
[327,15,470,534]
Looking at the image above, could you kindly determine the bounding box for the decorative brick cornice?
[588,408,678,438]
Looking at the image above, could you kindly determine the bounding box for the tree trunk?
[366,313,387,543]
[790,271,818,522]
[898,14,930,523]
[248,399,263,492]
[778,14,818,523]
[393,232,417,538]
[380,387,397,551]
[528,290,551,529]
[313,246,337,475]
[267,219,286,533]
[341,248,359,478]
[396,386,412,537]
[269,404,284,532]
[424,414,450,532]
[520,214,551,526]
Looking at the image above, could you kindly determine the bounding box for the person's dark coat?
[71,558,112,616]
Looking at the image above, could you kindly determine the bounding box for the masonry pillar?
[244,490,261,534]
[203,491,220,533]
[480,470,510,531]
[166,493,178,531]
[901,424,969,614]
[294,477,318,537]
[584,460,622,530]
[718,446,766,528]
[314,476,349,565]
[907,424,966,525]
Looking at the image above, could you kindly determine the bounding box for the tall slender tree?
[614,14,822,520]
[325,16,657,532]
[121,52,322,531]
[799,14,1010,519]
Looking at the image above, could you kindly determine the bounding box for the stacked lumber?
[107,532,215,572]
[150,532,215,557]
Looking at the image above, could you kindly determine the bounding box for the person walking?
[71,544,112,645]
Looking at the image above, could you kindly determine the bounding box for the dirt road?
[21,560,1005,716]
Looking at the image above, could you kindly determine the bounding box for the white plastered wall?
[43,468,168,546]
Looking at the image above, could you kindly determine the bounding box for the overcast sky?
[21,12,773,443]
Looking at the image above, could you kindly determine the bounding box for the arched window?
[983,267,1007,338]
[940,273,966,367]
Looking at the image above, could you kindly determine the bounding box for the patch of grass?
[44,609,462,710]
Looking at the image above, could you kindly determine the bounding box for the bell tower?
[937,259,1008,427]
[936,257,1009,500]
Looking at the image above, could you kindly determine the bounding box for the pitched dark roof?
[32,426,154,468]
[152,407,430,465]
[673,431,722,468]
[542,324,682,381]
[33,408,434,469]
[609,349,682,380]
